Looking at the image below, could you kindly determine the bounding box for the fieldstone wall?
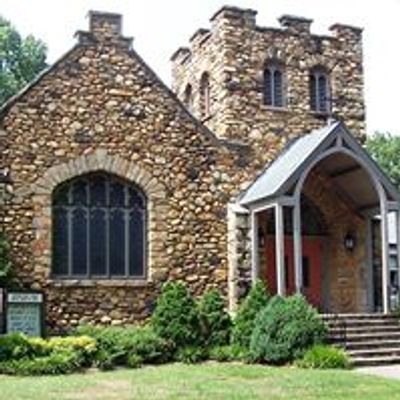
[0,12,249,331]
[0,7,370,329]
[172,6,365,171]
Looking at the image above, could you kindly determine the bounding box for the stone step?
[322,313,395,320]
[343,339,400,351]
[329,331,400,343]
[329,325,400,335]
[348,347,400,358]
[325,319,399,328]
[352,355,400,367]
[324,314,400,366]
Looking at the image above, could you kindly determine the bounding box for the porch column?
[275,204,286,296]
[293,203,303,294]
[381,200,390,314]
[396,210,400,304]
[250,210,259,284]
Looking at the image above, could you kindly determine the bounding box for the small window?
[200,72,211,118]
[183,84,193,111]
[52,172,147,279]
[309,68,330,113]
[263,63,285,107]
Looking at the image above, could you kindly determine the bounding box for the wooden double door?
[265,236,323,310]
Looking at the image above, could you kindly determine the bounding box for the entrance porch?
[233,122,400,314]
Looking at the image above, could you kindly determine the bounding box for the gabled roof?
[239,121,400,208]
[0,18,248,154]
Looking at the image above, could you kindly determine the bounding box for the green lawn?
[1,363,400,400]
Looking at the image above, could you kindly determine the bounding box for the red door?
[265,236,322,309]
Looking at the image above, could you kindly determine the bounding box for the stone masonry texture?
[0,7,368,330]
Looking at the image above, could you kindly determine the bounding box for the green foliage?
[295,345,350,369]
[0,333,37,361]
[0,333,96,375]
[232,280,270,348]
[0,351,83,376]
[208,345,249,362]
[127,353,143,369]
[0,16,47,106]
[152,281,202,347]
[250,295,327,364]
[199,288,232,347]
[175,346,207,364]
[75,324,175,367]
[0,233,13,287]
[366,132,400,189]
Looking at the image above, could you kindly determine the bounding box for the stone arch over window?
[52,172,147,279]
[30,150,167,283]
[309,66,330,113]
[263,60,285,107]
[183,83,193,111]
[199,72,211,118]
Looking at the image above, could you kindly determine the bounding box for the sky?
[2,0,399,136]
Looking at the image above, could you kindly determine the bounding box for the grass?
[2,362,400,400]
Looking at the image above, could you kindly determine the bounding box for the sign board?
[6,291,44,337]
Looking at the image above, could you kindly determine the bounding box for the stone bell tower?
[171,6,365,166]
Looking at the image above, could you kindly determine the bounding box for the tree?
[0,16,47,106]
[366,132,400,189]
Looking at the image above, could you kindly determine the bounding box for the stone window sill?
[261,105,290,113]
[48,279,152,288]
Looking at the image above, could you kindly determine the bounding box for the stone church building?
[1,6,399,331]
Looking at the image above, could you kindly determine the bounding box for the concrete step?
[352,355,400,367]
[322,313,395,320]
[325,319,399,328]
[348,347,400,358]
[330,325,400,334]
[343,339,400,350]
[329,331,400,343]
[324,314,400,366]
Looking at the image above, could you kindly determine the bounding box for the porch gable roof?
[239,121,400,209]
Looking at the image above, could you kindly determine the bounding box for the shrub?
[295,345,350,369]
[250,295,327,364]
[175,346,207,364]
[199,289,232,347]
[75,324,174,367]
[152,282,202,347]
[208,345,249,362]
[232,280,270,348]
[127,353,143,369]
[0,333,37,362]
[0,350,83,376]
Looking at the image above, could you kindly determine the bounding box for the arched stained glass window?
[52,172,147,279]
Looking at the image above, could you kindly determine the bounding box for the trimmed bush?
[295,345,350,369]
[0,333,37,362]
[0,351,83,376]
[250,295,327,364]
[232,280,270,348]
[175,346,207,364]
[208,345,249,362]
[199,289,232,347]
[0,333,97,375]
[75,324,174,367]
[152,282,202,347]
